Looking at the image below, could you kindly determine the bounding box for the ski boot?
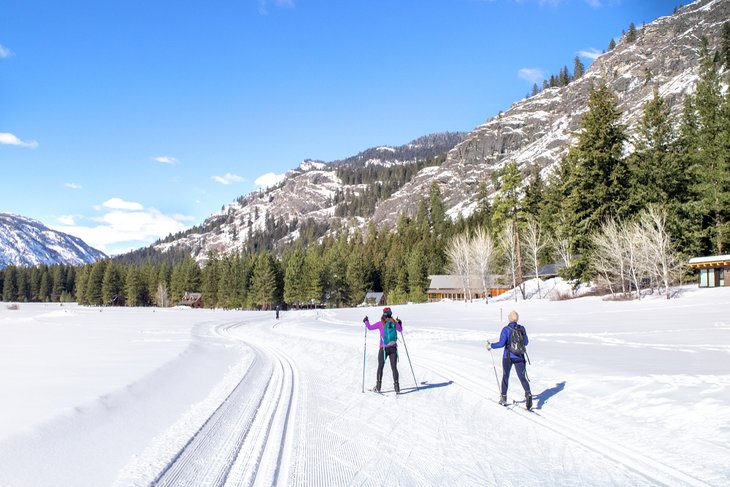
[372,380,382,393]
[525,392,533,410]
[394,381,400,394]
[499,394,508,406]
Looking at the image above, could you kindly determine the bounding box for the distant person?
[487,310,532,410]
[275,305,280,320]
[364,307,402,393]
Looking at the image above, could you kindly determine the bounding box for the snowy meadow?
[0,281,728,486]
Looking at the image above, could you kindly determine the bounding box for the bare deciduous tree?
[500,223,521,302]
[523,217,548,298]
[470,227,495,303]
[446,232,472,300]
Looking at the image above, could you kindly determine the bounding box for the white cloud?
[152,155,178,164]
[102,197,145,211]
[255,172,286,188]
[58,215,76,225]
[52,201,193,254]
[0,45,12,58]
[578,48,602,60]
[65,182,82,190]
[518,68,545,84]
[211,173,245,185]
[0,132,38,149]
[258,0,295,14]
[584,0,602,7]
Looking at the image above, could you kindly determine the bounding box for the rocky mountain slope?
[155,0,728,263]
[0,213,107,268]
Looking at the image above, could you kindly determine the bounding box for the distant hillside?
[0,213,107,268]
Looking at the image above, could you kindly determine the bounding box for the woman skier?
[364,307,402,393]
[487,309,532,409]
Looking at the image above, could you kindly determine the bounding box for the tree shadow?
[395,380,454,395]
[534,381,566,410]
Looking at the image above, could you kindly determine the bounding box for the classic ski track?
[150,320,297,487]
[416,355,708,487]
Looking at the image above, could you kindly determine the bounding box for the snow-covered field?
[0,283,728,486]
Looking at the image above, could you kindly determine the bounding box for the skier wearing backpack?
[363,307,402,393]
[486,310,532,410]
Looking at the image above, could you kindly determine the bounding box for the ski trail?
[150,321,298,487]
[416,355,708,487]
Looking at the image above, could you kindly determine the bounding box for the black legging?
[501,357,531,396]
[377,346,399,383]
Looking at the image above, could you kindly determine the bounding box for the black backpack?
[507,324,526,355]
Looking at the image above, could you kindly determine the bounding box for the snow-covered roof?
[688,255,730,266]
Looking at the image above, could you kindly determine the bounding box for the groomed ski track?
[129,310,718,487]
[149,320,299,487]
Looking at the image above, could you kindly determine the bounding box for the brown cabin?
[180,292,204,308]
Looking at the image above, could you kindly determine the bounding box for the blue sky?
[0,0,674,255]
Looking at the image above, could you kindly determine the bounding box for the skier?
[364,307,402,393]
[486,310,532,409]
[275,305,280,320]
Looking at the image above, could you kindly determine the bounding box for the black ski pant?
[501,356,530,396]
[377,346,399,384]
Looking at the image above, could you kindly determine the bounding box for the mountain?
[0,213,107,268]
[152,0,728,263]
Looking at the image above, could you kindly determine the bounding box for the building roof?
[688,255,730,267]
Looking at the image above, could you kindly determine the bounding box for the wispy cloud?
[58,215,77,225]
[255,172,286,188]
[52,199,193,254]
[585,0,602,7]
[538,0,564,6]
[258,0,295,15]
[64,182,82,190]
[102,197,145,211]
[0,132,38,149]
[518,68,545,84]
[578,48,602,60]
[152,155,178,164]
[0,44,13,58]
[211,173,245,185]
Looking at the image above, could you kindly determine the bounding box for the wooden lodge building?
[179,292,204,308]
[427,275,509,302]
[688,254,730,288]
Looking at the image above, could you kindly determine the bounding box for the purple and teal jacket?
[364,318,402,348]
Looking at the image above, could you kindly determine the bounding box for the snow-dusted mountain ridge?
[0,213,107,268]
[156,0,728,263]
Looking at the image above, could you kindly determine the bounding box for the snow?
[1,284,729,486]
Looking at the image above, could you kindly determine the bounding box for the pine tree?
[75,265,90,304]
[249,252,278,310]
[722,22,730,68]
[201,252,220,308]
[490,161,523,233]
[284,248,307,306]
[125,266,145,306]
[608,38,616,51]
[626,22,637,42]
[531,83,539,96]
[102,261,125,305]
[573,56,585,80]
[687,38,730,254]
[562,83,629,280]
[2,267,18,302]
[86,261,107,305]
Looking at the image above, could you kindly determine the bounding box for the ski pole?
[488,344,501,394]
[399,329,419,391]
[362,326,367,393]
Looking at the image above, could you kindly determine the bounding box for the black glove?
[363,316,368,323]
[396,318,402,325]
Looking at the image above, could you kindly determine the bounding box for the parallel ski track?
[416,355,708,487]
[150,320,297,487]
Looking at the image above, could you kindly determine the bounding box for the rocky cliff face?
[0,213,107,268]
[155,0,728,263]
[375,0,729,223]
